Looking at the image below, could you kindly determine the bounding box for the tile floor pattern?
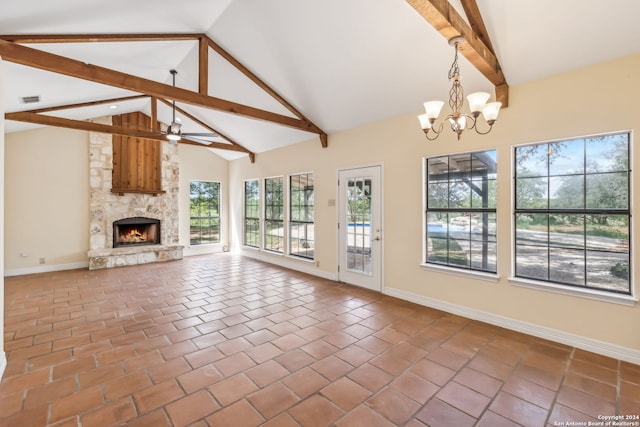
[1,254,639,427]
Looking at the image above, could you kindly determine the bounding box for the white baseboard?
[385,287,640,366]
[183,243,229,258]
[0,352,6,380]
[4,261,89,277]
[240,249,337,281]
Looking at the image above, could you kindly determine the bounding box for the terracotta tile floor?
[1,254,639,426]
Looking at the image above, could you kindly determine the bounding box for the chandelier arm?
[423,130,440,141]
[432,120,445,135]
[473,120,494,135]
[464,114,476,130]
[423,120,445,141]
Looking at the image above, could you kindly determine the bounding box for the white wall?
[4,127,90,274]
[0,55,6,377]
[229,54,640,361]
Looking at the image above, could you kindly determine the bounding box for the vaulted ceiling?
[3,0,640,161]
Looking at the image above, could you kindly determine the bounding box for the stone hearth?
[87,117,183,269]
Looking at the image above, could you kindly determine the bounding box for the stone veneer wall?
[87,117,183,269]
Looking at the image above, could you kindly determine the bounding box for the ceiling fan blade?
[182,132,219,138]
[181,135,214,145]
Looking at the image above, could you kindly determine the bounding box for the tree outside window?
[290,173,314,259]
[514,132,630,294]
[190,181,220,245]
[264,177,284,253]
[244,180,260,247]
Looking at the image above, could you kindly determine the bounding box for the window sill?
[286,254,315,264]
[509,277,637,306]
[420,263,499,283]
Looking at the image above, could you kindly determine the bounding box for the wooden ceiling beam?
[150,97,158,131]
[5,94,255,159]
[1,32,329,147]
[459,0,494,54]
[0,39,322,133]
[5,111,249,153]
[198,36,209,95]
[204,36,328,147]
[0,33,203,43]
[157,98,255,160]
[13,95,148,114]
[406,0,509,107]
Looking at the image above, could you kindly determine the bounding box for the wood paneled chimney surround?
[111,111,164,195]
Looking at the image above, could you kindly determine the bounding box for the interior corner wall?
[228,53,640,358]
[178,144,230,256]
[4,127,90,275]
[0,56,7,377]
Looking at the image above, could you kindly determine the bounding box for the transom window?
[514,132,631,294]
[189,181,220,245]
[425,150,497,273]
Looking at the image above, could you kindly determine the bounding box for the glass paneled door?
[338,166,382,291]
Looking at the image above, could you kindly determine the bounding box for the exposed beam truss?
[5,93,257,161]
[406,0,509,107]
[0,33,329,159]
[156,98,256,163]
[5,111,250,153]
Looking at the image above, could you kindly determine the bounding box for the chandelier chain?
[447,43,464,113]
[447,43,460,81]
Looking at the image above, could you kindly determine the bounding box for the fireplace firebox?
[113,217,160,248]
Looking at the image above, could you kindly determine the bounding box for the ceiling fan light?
[417,114,432,130]
[423,100,444,120]
[167,133,181,142]
[466,92,490,114]
[482,102,502,123]
[168,122,182,134]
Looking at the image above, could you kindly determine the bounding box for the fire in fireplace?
[113,217,160,248]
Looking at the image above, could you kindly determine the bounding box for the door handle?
[374,236,381,241]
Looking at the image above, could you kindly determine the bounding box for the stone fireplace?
[87,116,183,270]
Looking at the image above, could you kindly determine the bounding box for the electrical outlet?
[39,257,46,265]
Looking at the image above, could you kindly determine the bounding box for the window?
[189,181,220,245]
[264,176,284,253]
[514,132,630,295]
[425,150,497,273]
[290,173,314,259]
[244,180,260,248]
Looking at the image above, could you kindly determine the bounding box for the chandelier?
[418,36,501,141]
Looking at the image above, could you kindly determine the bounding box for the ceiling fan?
[164,69,219,145]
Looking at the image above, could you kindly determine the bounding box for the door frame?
[336,163,384,292]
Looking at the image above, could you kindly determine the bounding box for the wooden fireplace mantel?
[110,188,166,196]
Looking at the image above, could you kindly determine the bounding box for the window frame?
[189,180,221,246]
[512,131,633,299]
[264,176,285,254]
[243,179,261,248]
[289,172,315,260]
[423,149,498,275]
